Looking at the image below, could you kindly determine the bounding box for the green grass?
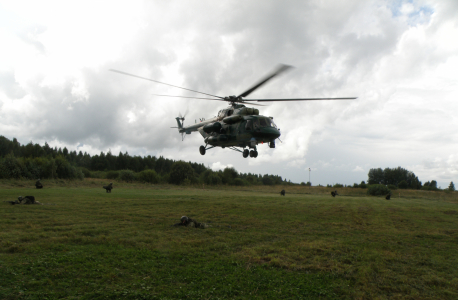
[1,179,458,299]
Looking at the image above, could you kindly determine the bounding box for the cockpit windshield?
[246,118,278,130]
[258,118,277,128]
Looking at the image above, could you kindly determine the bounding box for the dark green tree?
[169,161,195,185]
[449,181,455,191]
[398,180,408,189]
[368,168,384,184]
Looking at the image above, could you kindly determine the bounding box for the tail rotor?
[171,109,189,141]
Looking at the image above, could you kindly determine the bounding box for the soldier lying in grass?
[5,196,41,205]
[173,216,210,229]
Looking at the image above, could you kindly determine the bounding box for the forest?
[0,135,453,190]
[0,136,286,186]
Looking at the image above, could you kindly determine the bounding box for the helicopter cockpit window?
[227,110,233,116]
[259,118,267,127]
[218,110,225,118]
[246,120,253,130]
[269,119,278,129]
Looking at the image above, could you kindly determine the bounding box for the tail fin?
[171,117,186,141]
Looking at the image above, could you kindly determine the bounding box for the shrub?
[387,184,398,190]
[360,181,367,188]
[119,170,136,182]
[206,174,222,185]
[333,183,344,188]
[169,161,195,185]
[0,154,28,179]
[90,171,107,179]
[398,180,408,189]
[80,168,91,178]
[234,178,247,186]
[106,171,119,180]
[54,156,83,180]
[367,184,391,196]
[138,169,159,184]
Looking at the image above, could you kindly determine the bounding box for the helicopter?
[110,65,356,158]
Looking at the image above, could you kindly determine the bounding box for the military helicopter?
[110,65,356,158]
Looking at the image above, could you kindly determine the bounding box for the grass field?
[1,179,458,299]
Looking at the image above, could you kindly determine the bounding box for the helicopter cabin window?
[259,118,267,127]
[227,110,233,116]
[246,120,253,130]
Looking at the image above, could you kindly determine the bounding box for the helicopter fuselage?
[176,104,281,158]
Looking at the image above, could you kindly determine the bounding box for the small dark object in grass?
[386,194,391,200]
[103,183,113,193]
[331,190,338,197]
[35,179,43,189]
[280,189,286,196]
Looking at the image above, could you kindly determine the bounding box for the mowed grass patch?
[0,183,457,299]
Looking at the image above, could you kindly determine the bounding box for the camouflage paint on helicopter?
[175,104,280,158]
[110,65,356,158]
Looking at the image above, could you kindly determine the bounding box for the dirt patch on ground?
[443,210,457,215]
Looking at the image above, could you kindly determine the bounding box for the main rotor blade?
[237,101,265,106]
[110,69,224,100]
[238,64,293,98]
[243,97,357,102]
[152,94,226,101]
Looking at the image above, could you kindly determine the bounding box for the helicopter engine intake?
[203,122,222,134]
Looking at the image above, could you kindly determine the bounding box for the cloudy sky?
[1,0,457,187]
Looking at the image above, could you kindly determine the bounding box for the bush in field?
[367,184,391,196]
[398,180,408,189]
[54,156,84,180]
[106,170,119,180]
[222,167,238,185]
[119,169,135,182]
[0,154,28,179]
[138,169,159,184]
[388,184,398,190]
[201,170,222,185]
[234,178,248,186]
[207,174,222,185]
[169,161,195,185]
[360,181,367,188]
[262,176,274,186]
[333,183,344,188]
[80,168,91,178]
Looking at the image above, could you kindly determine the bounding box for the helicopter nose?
[255,127,281,139]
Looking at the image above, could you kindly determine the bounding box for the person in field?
[103,182,113,193]
[5,196,41,205]
[35,179,43,189]
[173,216,210,229]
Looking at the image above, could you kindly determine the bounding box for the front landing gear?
[243,149,249,158]
[199,145,215,155]
[249,150,258,158]
[199,146,206,155]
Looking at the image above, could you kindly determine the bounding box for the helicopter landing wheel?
[199,146,206,155]
[254,150,258,158]
[249,150,255,158]
[243,149,249,158]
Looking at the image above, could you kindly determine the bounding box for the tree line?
[0,136,292,186]
[367,166,455,191]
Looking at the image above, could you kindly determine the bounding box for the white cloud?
[0,0,457,188]
[211,162,232,171]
